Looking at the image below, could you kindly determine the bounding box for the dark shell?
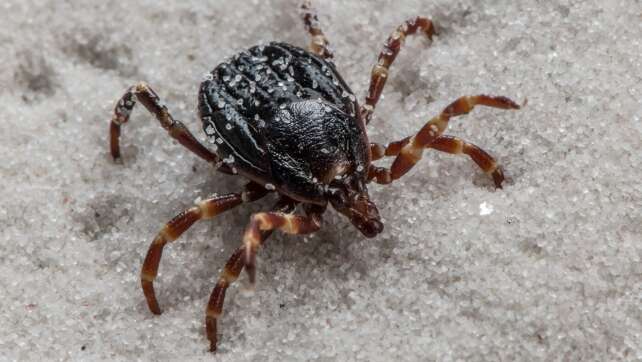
[198,42,369,203]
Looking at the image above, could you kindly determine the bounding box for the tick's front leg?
[204,197,299,352]
[368,95,519,185]
[371,135,505,188]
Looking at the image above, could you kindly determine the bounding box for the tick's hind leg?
[370,135,505,188]
[109,82,227,171]
[205,197,299,352]
[362,17,435,124]
[300,1,333,59]
[368,95,519,185]
[141,183,269,315]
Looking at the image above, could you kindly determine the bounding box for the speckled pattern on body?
[198,42,366,202]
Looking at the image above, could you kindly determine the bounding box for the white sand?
[1,0,640,360]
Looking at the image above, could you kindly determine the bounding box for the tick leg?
[204,243,245,352]
[300,0,333,59]
[430,135,505,188]
[205,197,298,352]
[370,135,505,188]
[141,183,269,315]
[362,17,435,124]
[243,204,325,285]
[368,95,519,184]
[109,82,230,172]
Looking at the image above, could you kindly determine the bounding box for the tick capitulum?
[107,0,520,352]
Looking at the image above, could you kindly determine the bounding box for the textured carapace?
[198,42,371,208]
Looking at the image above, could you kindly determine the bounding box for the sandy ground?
[1,0,640,361]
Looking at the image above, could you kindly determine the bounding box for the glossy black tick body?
[107,1,520,352]
[198,42,377,235]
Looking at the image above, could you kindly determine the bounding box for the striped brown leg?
[370,135,505,188]
[301,0,333,59]
[109,82,230,172]
[430,136,505,187]
[368,95,519,184]
[205,197,299,352]
[243,204,325,285]
[361,17,436,124]
[141,183,269,315]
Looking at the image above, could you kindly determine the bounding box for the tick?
[107,1,520,352]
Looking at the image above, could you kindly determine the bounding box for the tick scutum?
[198,42,369,203]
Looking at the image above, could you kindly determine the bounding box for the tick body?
[199,42,369,205]
[107,1,520,352]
